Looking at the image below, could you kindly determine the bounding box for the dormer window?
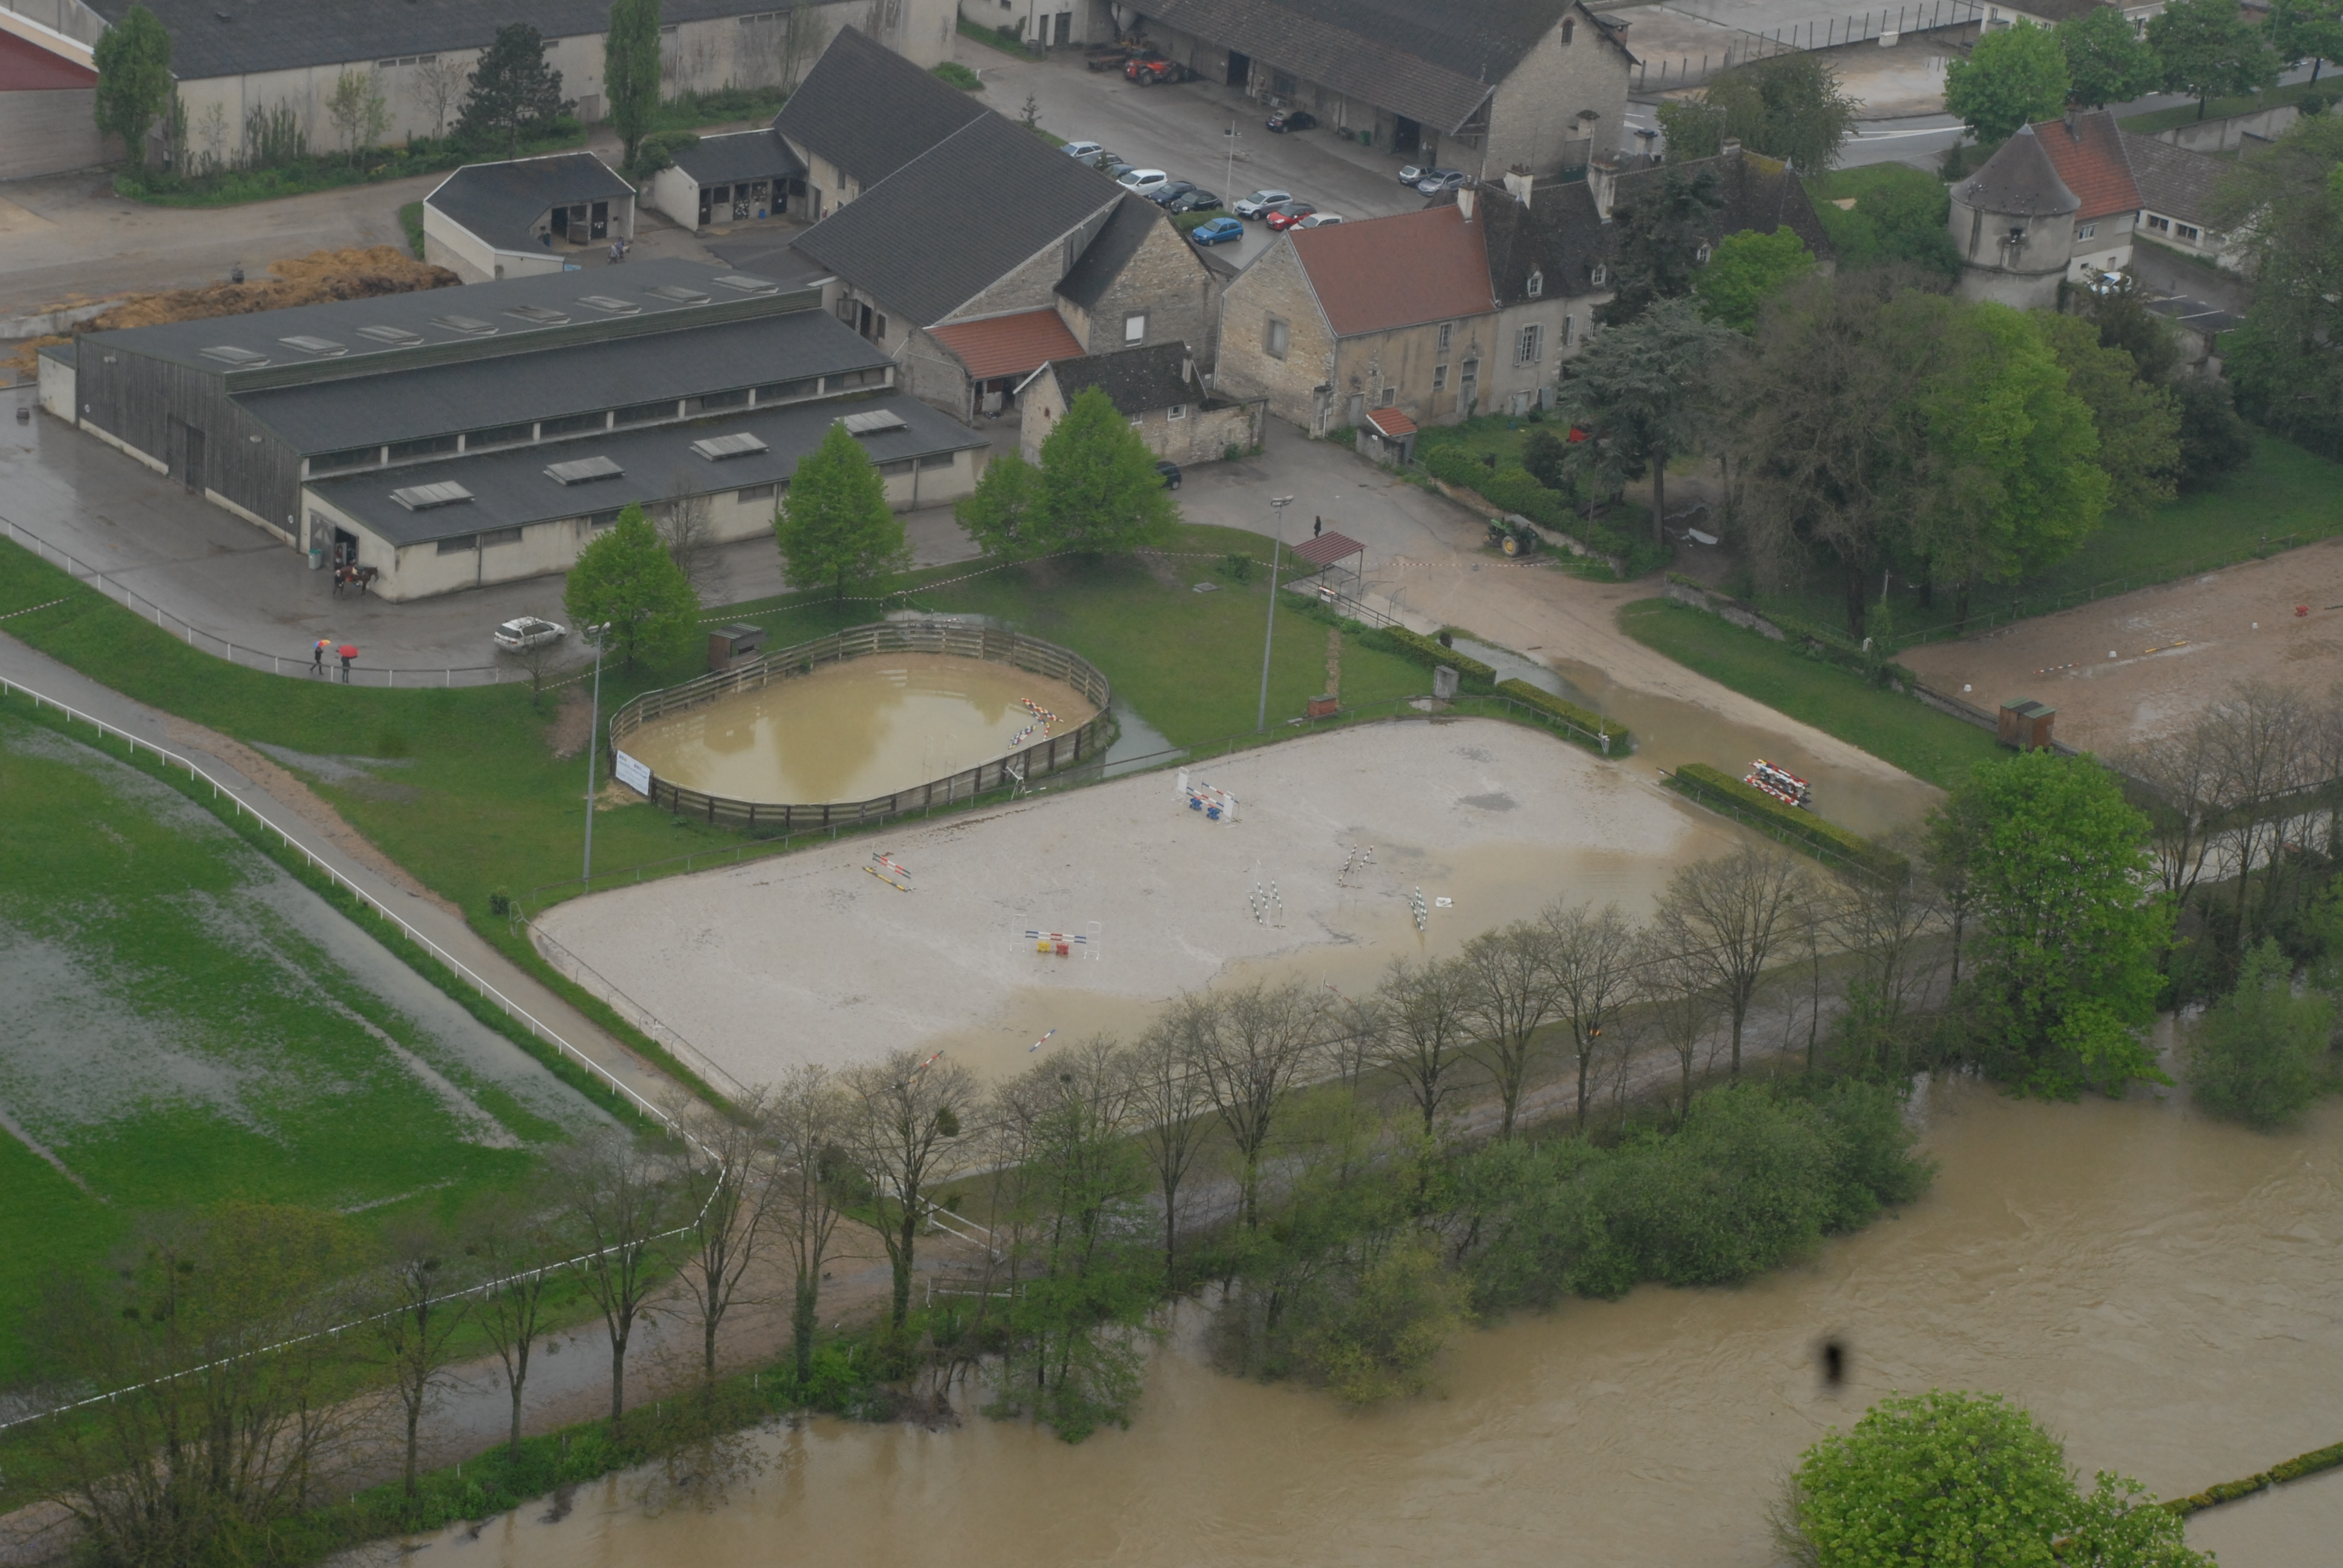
[1590,263,1607,286]
[1696,244,1712,264]
[1561,18,1574,42]
[1525,270,1544,298]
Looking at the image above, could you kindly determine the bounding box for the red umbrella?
[337,644,357,659]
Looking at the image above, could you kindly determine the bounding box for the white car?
[494,615,566,652]
[1294,212,1344,229]
[1118,168,1170,194]
[1063,140,1105,160]
[1233,188,1294,218]
[1397,164,1428,185]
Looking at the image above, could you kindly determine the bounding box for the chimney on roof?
[1458,185,1476,221]
[2064,103,2078,138]
[1504,168,1534,209]
[1182,356,1194,385]
[1722,137,1743,158]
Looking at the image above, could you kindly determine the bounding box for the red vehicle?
[1263,201,1319,230]
[1123,52,1185,83]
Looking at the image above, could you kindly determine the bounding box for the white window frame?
[1168,403,1187,420]
[1265,315,1290,359]
[2077,221,2097,240]
[1124,312,1148,344]
[1432,363,1447,392]
[1525,270,1544,298]
[1516,323,1542,365]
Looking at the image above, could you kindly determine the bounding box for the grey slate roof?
[1613,149,1837,261]
[311,391,984,547]
[424,154,633,253]
[773,25,988,188]
[1478,179,1613,304]
[236,306,891,454]
[1056,195,1161,310]
[792,113,1122,327]
[79,259,806,376]
[1044,342,1206,413]
[672,129,807,188]
[2120,131,2226,226]
[1955,123,2080,218]
[84,0,823,82]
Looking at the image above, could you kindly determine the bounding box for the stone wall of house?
[1066,213,1216,356]
[1211,239,1338,430]
[1484,8,1628,178]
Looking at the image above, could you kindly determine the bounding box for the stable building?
[36,258,982,601]
[422,152,637,283]
[643,127,807,233]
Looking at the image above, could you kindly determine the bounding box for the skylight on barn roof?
[712,273,780,295]
[545,455,624,485]
[200,345,270,367]
[390,480,474,511]
[690,432,770,461]
[278,335,347,356]
[578,295,641,314]
[433,313,497,336]
[645,283,711,304]
[356,324,424,345]
[838,408,907,436]
[504,304,569,325]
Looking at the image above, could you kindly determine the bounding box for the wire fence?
[1634,1,1981,93]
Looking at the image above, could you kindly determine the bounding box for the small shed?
[1357,405,1417,468]
[709,623,766,671]
[646,128,807,234]
[1293,528,1368,603]
[1998,698,2056,751]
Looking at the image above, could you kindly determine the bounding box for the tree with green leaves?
[324,68,390,166]
[1925,749,2169,1099]
[2186,938,2333,1128]
[2033,312,2181,516]
[1692,227,1816,332]
[1555,295,1738,543]
[1657,52,1858,172]
[955,449,1044,556]
[1810,165,1961,279]
[1035,387,1179,552]
[2170,374,2255,488]
[2210,111,2343,456]
[605,0,663,171]
[93,4,174,169]
[1597,165,1725,326]
[2149,0,2279,119]
[774,421,908,597]
[2265,0,2343,86]
[1945,21,2070,142]
[457,22,571,158]
[2056,1,2161,107]
[563,503,699,668]
[1778,1390,2210,1568]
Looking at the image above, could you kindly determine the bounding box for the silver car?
[1234,189,1294,218]
[1415,169,1467,195]
[494,615,566,652]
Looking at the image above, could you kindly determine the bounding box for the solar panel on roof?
[356,324,424,345]
[279,335,347,356]
[578,295,640,314]
[545,456,624,485]
[690,432,770,461]
[505,304,569,325]
[839,408,907,436]
[200,345,270,367]
[645,284,710,304]
[433,313,497,336]
[713,273,780,295]
[390,481,474,511]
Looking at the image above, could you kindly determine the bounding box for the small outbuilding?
[1997,699,2057,751]
[1015,342,1264,466]
[644,128,807,233]
[423,152,637,284]
[1357,405,1417,467]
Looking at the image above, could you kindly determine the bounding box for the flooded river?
[622,654,1098,804]
[391,1078,2341,1567]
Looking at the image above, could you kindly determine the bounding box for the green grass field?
[0,714,602,1382]
[1617,599,2006,789]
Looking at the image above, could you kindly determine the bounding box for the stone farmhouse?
[1016,342,1267,466]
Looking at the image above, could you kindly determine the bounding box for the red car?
[1124,53,1184,83]
[1263,201,1318,230]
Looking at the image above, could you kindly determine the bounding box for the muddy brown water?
[379,1077,2341,1568]
[621,655,1098,805]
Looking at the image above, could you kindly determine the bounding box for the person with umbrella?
[337,644,356,682]
[312,637,329,676]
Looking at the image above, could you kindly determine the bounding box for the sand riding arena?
[533,719,1746,1085]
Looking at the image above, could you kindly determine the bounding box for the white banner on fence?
[614,748,652,795]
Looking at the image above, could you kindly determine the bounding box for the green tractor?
[1486,514,1539,558]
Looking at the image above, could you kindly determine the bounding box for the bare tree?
[1457,920,1565,1138]
[462,1178,563,1458]
[841,1049,979,1330]
[1640,942,1722,1124]
[2115,717,2225,910]
[664,1096,780,1397]
[764,1063,848,1387]
[409,54,470,138]
[1836,858,1940,1025]
[323,69,390,166]
[1654,843,1809,1077]
[1369,956,1482,1135]
[1185,980,1325,1228]
[660,473,730,599]
[370,1216,473,1498]
[1543,900,1639,1129]
[2205,680,2314,935]
[555,1129,676,1434]
[1128,1013,1213,1284]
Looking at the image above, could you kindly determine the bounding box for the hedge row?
[1418,447,1668,578]
[1495,678,1630,748]
[1671,763,1907,878]
[2165,1436,2343,1517]
[1371,624,1496,687]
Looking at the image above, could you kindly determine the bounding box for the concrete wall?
[1949,189,2069,310]
[0,83,104,177]
[1483,10,1626,178]
[421,204,574,284]
[2155,102,2296,154]
[647,162,700,228]
[36,349,74,422]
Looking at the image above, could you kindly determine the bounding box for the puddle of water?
[622,653,1098,805]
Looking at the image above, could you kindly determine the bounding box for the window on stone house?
[1168,403,1187,419]
[1561,18,1575,42]
[1527,270,1543,298]
[2146,214,2169,232]
[1434,364,1447,391]
[2078,222,2097,240]
[1124,312,1147,343]
[2177,223,2199,241]
[1696,244,1712,264]
[1590,263,1607,286]
[1378,386,1396,407]
[1265,316,1290,359]
[1516,324,1542,364]
[1437,322,1452,354]
[1562,313,1574,345]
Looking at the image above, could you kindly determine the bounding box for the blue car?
[1191,216,1244,246]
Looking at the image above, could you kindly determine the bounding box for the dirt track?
[1899,537,2343,751]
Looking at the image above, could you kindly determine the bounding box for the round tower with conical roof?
[1947,123,2079,309]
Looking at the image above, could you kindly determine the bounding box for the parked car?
[494,616,566,652]
[1414,168,1467,195]
[1167,188,1222,213]
[1398,163,1429,185]
[1063,140,1106,160]
[1098,159,1138,181]
[1148,180,1199,206]
[1118,168,1170,195]
[1124,53,1185,83]
[1157,460,1182,489]
[1265,109,1317,132]
[1294,212,1343,228]
[1233,189,1294,218]
[1190,215,1245,246]
[1263,201,1319,230]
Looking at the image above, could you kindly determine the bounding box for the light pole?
[581,622,610,883]
[1256,495,1296,732]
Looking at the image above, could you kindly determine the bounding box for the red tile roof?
[1364,405,1418,437]
[2031,109,2140,221]
[1295,529,1368,567]
[1291,206,1493,338]
[929,308,1086,381]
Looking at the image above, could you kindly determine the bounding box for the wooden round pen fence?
[605,621,1113,831]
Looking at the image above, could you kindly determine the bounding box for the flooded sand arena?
[535,718,1749,1083]
[620,653,1099,804]
[382,1080,2343,1568]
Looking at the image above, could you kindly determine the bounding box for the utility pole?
[1256,495,1296,731]
[582,623,609,883]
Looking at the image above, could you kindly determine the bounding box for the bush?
[626,128,700,177]
[1494,676,1629,748]
[1285,1235,1472,1403]
[1671,763,1907,878]
[1172,209,1218,234]
[2185,938,2333,1128]
[931,60,983,89]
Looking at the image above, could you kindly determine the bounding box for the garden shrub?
[1671,763,1907,878]
[1494,677,1629,748]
